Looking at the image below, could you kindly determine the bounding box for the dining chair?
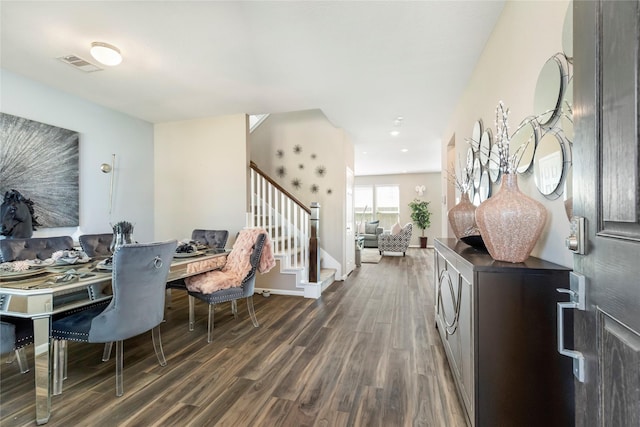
[165,229,229,308]
[50,240,177,397]
[186,231,266,343]
[0,320,30,373]
[0,236,74,262]
[79,233,113,258]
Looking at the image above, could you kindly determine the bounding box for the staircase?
[248,162,335,298]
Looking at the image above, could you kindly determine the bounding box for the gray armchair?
[378,223,413,256]
[360,220,383,248]
[0,236,73,262]
[50,240,177,396]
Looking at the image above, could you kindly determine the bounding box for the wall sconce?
[415,185,425,196]
[101,154,116,214]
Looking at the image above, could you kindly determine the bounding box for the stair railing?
[249,162,315,280]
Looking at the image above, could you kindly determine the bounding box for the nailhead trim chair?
[50,240,177,397]
[187,233,265,343]
[79,233,113,258]
[378,223,413,256]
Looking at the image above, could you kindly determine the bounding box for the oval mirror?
[561,78,574,142]
[563,2,573,63]
[488,142,501,183]
[564,163,573,220]
[478,170,491,202]
[511,118,537,174]
[534,55,565,127]
[471,120,482,153]
[533,131,566,198]
[479,128,492,166]
[467,183,475,204]
[473,191,481,207]
[473,157,482,189]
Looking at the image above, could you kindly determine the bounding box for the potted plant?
[409,198,432,248]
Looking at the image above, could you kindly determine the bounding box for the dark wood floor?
[0,248,466,427]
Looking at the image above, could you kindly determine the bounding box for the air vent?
[57,55,103,72]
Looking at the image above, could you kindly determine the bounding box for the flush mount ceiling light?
[90,42,122,66]
[390,130,400,137]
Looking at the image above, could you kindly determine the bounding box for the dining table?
[0,248,228,425]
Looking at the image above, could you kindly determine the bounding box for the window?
[354,184,400,231]
[375,185,400,230]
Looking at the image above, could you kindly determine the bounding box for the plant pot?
[475,173,547,263]
[419,236,428,248]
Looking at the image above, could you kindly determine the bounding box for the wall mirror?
[563,2,573,63]
[468,183,475,204]
[478,170,491,202]
[466,147,474,172]
[511,118,538,174]
[560,77,574,142]
[479,128,492,166]
[488,143,501,183]
[473,157,482,189]
[471,120,482,153]
[534,54,567,127]
[533,130,568,199]
[473,191,481,207]
[563,163,573,220]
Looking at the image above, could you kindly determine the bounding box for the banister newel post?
[309,202,320,283]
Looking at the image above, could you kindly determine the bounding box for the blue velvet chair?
[79,233,113,258]
[50,240,177,396]
[187,233,265,343]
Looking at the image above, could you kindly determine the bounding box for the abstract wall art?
[0,113,79,228]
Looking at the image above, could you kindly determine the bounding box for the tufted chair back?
[191,229,229,249]
[0,236,74,262]
[79,233,113,257]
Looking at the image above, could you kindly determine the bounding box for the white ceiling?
[0,0,504,176]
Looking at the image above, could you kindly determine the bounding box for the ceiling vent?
[57,55,103,72]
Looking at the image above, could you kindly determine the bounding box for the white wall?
[355,172,443,247]
[0,69,156,242]
[154,114,248,244]
[442,0,573,267]
[250,109,354,271]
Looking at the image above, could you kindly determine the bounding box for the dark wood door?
[573,1,640,425]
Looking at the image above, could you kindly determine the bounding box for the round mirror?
[473,157,481,189]
[466,147,474,172]
[478,170,491,202]
[534,55,565,127]
[471,120,482,153]
[533,131,566,198]
[467,181,475,201]
[511,118,537,174]
[563,2,573,63]
[488,142,501,183]
[479,128,492,166]
[561,78,574,142]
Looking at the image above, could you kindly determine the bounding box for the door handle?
[556,272,586,382]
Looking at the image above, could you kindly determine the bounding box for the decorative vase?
[448,192,477,239]
[110,221,134,253]
[475,173,547,263]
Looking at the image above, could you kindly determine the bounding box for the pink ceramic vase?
[448,192,477,239]
[475,173,547,263]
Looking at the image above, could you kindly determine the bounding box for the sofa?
[359,220,383,248]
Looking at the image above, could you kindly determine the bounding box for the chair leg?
[151,326,167,367]
[207,304,215,343]
[231,299,238,318]
[247,296,259,328]
[166,288,172,309]
[15,347,29,374]
[115,340,124,397]
[188,296,196,331]
[102,342,113,362]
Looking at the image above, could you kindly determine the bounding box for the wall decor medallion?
[0,113,79,228]
[276,166,287,178]
[293,145,302,154]
[292,178,302,189]
[316,166,326,177]
[310,184,319,193]
[276,149,284,159]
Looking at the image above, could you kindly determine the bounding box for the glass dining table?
[0,249,228,425]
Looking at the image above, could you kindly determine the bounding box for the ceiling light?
[401,148,409,152]
[90,42,122,66]
[394,116,404,126]
[390,130,400,137]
